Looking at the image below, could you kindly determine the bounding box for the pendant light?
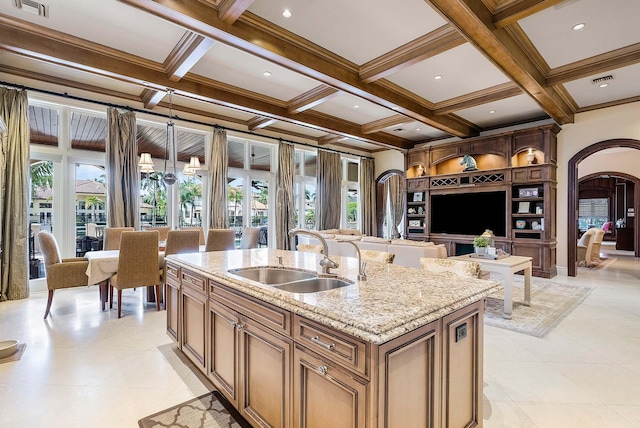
[162,90,177,186]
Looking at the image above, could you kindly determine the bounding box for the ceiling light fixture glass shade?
[182,156,201,176]
[182,163,195,176]
[138,152,155,173]
[162,90,177,186]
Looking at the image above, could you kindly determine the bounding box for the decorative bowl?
[515,220,526,229]
[0,339,18,359]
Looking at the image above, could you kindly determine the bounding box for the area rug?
[484,281,593,338]
[0,343,26,364]
[139,391,250,428]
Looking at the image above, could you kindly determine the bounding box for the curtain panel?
[359,158,376,236]
[207,127,229,229]
[385,174,404,239]
[106,108,139,229]
[0,88,29,301]
[276,141,295,249]
[315,150,341,230]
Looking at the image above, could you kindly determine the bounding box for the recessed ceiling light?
[599,83,609,88]
[572,23,585,31]
[416,128,421,131]
[434,75,443,80]
[353,105,359,109]
[282,9,292,18]
[391,106,399,110]
[489,110,496,114]
[263,71,272,77]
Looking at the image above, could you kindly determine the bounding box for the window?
[341,159,359,230]
[578,198,608,230]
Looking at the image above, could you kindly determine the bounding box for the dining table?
[85,249,167,309]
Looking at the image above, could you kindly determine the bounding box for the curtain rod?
[1,80,374,160]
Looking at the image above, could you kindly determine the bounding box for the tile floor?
[0,251,638,427]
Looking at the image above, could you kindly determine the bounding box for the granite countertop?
[167,249,501,344]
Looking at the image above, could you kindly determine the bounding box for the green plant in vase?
[473,236,490,254]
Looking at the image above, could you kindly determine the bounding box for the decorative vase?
[474,246,486,254]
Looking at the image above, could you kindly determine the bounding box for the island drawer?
[182,271,206,294]
[165,263,181,287]
[294,315,368,378]
[210,281,291,336]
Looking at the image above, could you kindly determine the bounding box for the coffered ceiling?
[0,0,639,156]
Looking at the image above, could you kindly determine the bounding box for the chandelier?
[163,90,177,186]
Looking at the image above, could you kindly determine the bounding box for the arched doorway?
[375,169,404,238]
[567,139,640,276]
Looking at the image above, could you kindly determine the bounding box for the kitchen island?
[165,249,500,428]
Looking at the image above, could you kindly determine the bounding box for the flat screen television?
[430,191,507,237]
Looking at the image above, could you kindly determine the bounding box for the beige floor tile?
[516,402,636,428]
[483,400,538,428]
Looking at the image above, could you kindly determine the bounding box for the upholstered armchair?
[38,231,89,318]
[109,231,162,318]
[360,250,395,264]
[420,257,481,278]
[577,228,604,267]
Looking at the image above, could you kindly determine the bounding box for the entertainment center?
[405,124,559,278]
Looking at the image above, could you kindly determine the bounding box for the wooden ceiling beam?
[140,88,166,109]
[361,114,413,134]
[433,82,522,115]
[318,134,348,146]
[287,85,340,114]
[492,0,566,28]
[117,0,477,138]
[0,16,410,150]
[359,25,466,83]
[247,116,276,130]
[428,0,574,124]
[546,43,640,86]
[218,0,255,24]
[164,31,215,81]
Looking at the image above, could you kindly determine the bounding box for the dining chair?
[239,226,261,249]
[144,226,170,242]
[37,231,90,318]
[109,230,162,318]
[180,226,205,245]
[86,222,98,238]
[205,229,236,252]
[165,229,201,256]
[103,227,134,250]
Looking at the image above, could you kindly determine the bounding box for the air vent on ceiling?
[14,0,48,18]
[592,75,614,85]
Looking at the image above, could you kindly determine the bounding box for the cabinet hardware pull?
[311,336,335,350]
[230,320,237,328]
[237,324,244,331]
[317,365,328,376]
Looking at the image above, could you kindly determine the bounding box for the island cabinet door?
[441,300,483,428]
[376,319,441,428]
[181,282,207,373]
[165,263,181,345]
[293,345,368,428]
[209,300,240,407]
[239,317,292,428]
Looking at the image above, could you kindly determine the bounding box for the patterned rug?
[138,391,250,428]
[484,280,593,338]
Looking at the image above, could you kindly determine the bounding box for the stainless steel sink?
[228,267,316,284]
[274,277,351,293]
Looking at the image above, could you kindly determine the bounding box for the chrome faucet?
[337,240,367,281]
[288,228,339,277]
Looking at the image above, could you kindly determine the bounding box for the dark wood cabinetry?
[405,124,559,277]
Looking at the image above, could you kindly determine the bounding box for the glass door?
[29,160,54,279]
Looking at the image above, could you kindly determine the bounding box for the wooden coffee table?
[451,254,532,319]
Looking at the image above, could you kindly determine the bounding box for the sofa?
[298,229,447,269]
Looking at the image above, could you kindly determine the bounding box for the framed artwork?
[518,201,531,213]
[413,192,423,202]
[408,220,421,227]
[518,187,539,198]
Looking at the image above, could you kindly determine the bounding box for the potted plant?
[473,235,490,254]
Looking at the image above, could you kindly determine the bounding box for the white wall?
[556,101,640,273]
[374,149,404,179]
